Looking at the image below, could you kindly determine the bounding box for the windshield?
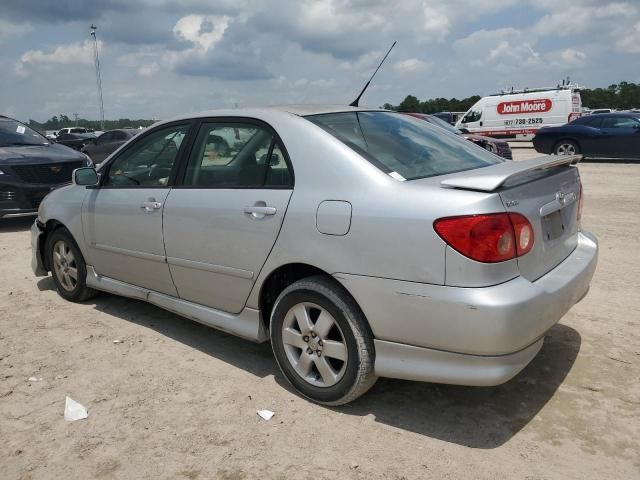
[0,119,49,147]
[306,111,502,180]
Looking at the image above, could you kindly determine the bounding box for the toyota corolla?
[31,106,598,405]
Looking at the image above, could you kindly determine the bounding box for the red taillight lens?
[434,213,534,263]
[577,184,584,221]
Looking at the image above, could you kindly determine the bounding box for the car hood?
[0,143,86,165]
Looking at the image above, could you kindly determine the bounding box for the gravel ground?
[1,149,639,479]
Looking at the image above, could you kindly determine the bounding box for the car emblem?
[556,190,576,206]
[50,166,63,174]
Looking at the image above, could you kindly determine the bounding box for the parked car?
[588,109,614,115]
[404,112,513,159]
[55,132,95,151]
[31,106,598,405]
[533,112,640,159]
[432,111,465,125]
[81,129,139,164]
[58,127,89,135]
[0,115,91,218]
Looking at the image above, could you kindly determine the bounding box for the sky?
[0,0,639,122]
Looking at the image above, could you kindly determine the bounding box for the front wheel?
[270,276,377,405]
[554,139,580,155]
[46,228,97,302]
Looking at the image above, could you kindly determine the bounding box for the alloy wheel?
[52,240,78,291]
[281,302,348,387]
[556,143,576,155]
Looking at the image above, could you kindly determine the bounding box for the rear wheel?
[270,276,376,405]
[46,229,97,302]
[554,139,580,155]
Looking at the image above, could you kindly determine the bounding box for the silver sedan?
[31,106,598,405]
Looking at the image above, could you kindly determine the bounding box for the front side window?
[0,119,48,146]
[184,123,292,188]
[307,111,502,181]
[104,124,188,187]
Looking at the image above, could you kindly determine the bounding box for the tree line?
[27,114,156,133]
[385,81,640,113]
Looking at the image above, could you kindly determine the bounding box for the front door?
[83,123,191,295]
[598,116,640,158]
[162,120,294,313]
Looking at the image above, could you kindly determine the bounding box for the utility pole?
[90,24,105,131]
[73,113,79,126]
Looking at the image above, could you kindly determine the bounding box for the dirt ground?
[1,149,639,479]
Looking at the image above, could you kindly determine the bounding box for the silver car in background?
[31,106,598,405]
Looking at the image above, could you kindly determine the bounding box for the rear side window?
[306,112,502,180]
[183,123,292,188]
[601,117,640,128]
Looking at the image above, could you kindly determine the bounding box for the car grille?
[0,190,17,201]
[496,143,513,160]
[10,162,82,185]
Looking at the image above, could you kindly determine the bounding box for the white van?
[455,85,582,140]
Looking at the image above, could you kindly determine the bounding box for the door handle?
[244,205,276,218]
[140,200,162,212]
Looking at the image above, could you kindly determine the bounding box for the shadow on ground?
[0,216,34,233]
[37,278,581,449]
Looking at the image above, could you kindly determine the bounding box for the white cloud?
[560,48,587,65]
[20,40,97,67]
[138,62,160,76]
[172,14,229,52]
[616,21,640,53]
[394,58,430,73]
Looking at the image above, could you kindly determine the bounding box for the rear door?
[83,122,191,295]
[162,119,294,313]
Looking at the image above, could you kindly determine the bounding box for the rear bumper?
[336,230,598,385]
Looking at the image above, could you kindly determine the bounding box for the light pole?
[90,24,105,131]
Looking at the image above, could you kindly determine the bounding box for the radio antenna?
[349,41,396,107]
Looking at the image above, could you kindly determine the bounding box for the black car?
[55,132,95,151]
[0,116,91,218]
[81,128,139,164]
[533,112,640,159]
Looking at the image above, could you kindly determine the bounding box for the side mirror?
[73,167,99,187]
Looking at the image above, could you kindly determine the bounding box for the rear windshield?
[0,119,49,147]
[306,111,502,180]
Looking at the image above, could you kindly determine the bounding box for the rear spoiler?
[440,154,582,192]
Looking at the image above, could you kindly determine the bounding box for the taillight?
[434,213,534,263]
[577,184,584,221]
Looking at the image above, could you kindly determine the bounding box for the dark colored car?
[55,132,95,151]
[404,112,513,159]
[81,129,139,164]
[533,112,640,159]
[0,116,91,218]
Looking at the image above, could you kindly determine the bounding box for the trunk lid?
[499,166,580,280]
[440,154,582,281]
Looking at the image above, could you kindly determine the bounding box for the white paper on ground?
[257,409,275,421]
[64,396,88,421]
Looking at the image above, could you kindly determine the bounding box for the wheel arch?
[257,262,370,337]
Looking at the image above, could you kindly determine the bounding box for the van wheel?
[270,276,377,405]
[554,140,580,155]
[46,228,97,302]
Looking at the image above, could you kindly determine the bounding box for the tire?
[46,228,98,302]
[270,275,376,405]
[554,139,580,156]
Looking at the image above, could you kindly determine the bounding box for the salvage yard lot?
[1,150,639,479]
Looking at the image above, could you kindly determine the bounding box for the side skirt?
[86,266,268,343]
